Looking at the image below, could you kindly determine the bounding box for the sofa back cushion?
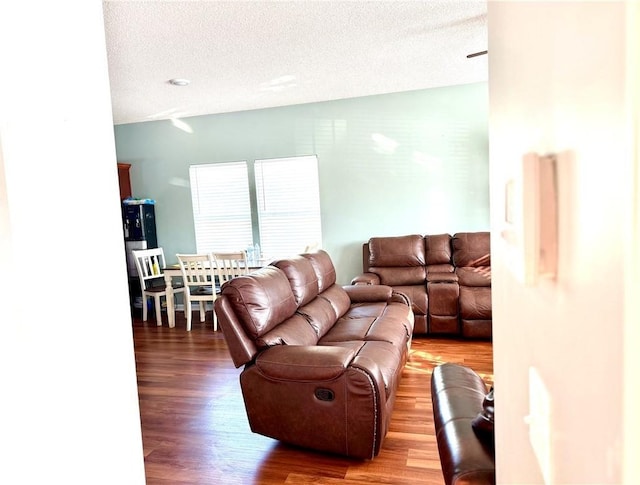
[319,284,351,318]
[294,284,350,338]
[272,255,319,306]
[303,250,337,292]
[367,235,426,285]
[452,232,491,267]
[297,296,340,338]
[425,233,453,266]
[220,266,297,339]
[368,234,425,266]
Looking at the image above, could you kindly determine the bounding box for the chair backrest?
[212,251,249,285]
[132,247,167,291]
[177,253,216,290]
[366,235,427,286]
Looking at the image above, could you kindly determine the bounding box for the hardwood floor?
[133,313,493,484]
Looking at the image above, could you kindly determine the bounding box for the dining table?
[163,259,268,328]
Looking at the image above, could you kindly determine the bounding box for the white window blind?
[254,155,322,259]
[189,161,253,252]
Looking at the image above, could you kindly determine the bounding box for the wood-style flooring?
[133,312,493,485]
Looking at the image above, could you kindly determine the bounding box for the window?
[189,161,253,252]
[189,155,322,259]
[255,155,322,259]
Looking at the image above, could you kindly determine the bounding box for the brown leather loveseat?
[352,232,491,338]
[214,250,414,459]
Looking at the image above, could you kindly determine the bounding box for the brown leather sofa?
[214,250,414,459]
[431,363,495,485]
[352,232,491,338]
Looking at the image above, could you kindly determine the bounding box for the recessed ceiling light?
[168,78,190,86]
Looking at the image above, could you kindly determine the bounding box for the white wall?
[114,83,489,284]
[624,5,640,483]
[489,1,635,483]
[0,2,145,483]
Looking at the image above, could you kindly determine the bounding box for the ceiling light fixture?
[170,117,193,134]
[168,78,191,86]
[259,74,297,92]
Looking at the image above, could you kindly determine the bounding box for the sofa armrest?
[255,345,358,381]
[431,363,495,485]
[351,272,381,285]
[389,290,412,306]
[343,284,393,302]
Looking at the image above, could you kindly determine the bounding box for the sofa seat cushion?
[318,317,377,343]
[461,320,493,339]
[337,300,387,319]
[456,267,491,287]
[319,302,412,349]
[459,287,492,319]
[320,316,409,349]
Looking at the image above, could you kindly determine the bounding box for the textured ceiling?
[103,1,487,125]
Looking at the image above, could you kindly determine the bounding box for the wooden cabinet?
[117,162,132,200]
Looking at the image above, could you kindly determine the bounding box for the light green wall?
[113,82,488,284]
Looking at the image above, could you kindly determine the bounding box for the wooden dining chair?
[176,253,217,331]
[132,247,185,326]
[212,251,249,286]
[210,251,249,330]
